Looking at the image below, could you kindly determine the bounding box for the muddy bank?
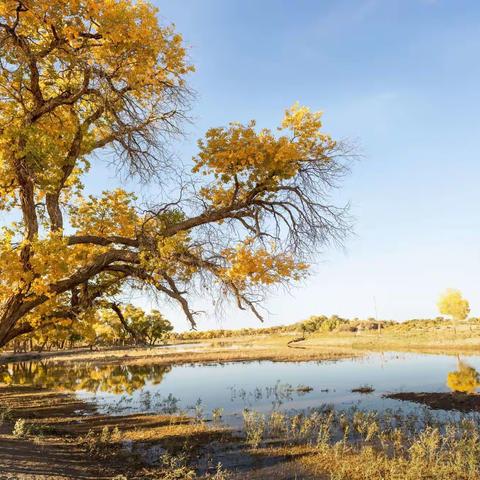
[384,391,480,412]
[0,341,356,367]
[0,383,234,479]
[0,384,311,480]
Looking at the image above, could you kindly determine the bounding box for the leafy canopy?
[0,0,350,346]
[437,289,470,321]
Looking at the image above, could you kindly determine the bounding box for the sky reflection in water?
[2,352,479,426]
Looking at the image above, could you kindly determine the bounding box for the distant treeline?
[171,315,391,341]
[10,314,480,353]
[172,315,480,341]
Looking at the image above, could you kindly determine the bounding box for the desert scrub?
[80,426,122,456]
[141,455,231,480]
[205,463,232,479]
[269,411,287,437]
[158,452,196,480]
[243,410,266,447]
[211,407,224,423]
[351,385,375,394]
[244,407,480,479]
[0,406,13,424]
[193,398,204,424]
[303,422,480,480]
[10,418,57,438]
[12,418,29,437]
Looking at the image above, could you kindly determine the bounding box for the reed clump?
[243,406,480,479]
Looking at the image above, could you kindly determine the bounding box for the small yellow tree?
[437,289,470,335]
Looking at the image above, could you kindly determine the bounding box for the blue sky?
[87,0,480,329]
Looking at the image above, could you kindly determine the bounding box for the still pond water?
[1,352,477,426]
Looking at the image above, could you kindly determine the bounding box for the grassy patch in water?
[243,406,480,480]
[352,385,375,394]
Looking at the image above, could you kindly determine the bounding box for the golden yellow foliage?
[221,242,308,287]
[437,289,470,321]
[193,104,336,208]
[447,360,479,394]
[0,1,349,345]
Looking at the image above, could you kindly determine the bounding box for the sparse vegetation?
[211,407,224,423]
[0,405,13,424]
[12,418,28,437]
[295,384,314,393]
[10,418,57,438]
[243,410,266,448]
[352,385,375,394]
[80,425,123,456]
[241,407,480,479]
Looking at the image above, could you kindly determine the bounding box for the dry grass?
[0,335,358,367]
[243,406,480,480]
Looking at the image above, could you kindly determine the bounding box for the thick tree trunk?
[0,249,138,347]
[14,155,38,242]
[0,294,29,347]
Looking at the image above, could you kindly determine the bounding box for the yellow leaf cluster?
[192,103,336,208]
[0,229,28,294]
[70,189,138,238]
[0,0,192,204]
[28,233,70,297]
[221,242,308,286]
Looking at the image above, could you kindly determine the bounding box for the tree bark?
[109,303,146,346]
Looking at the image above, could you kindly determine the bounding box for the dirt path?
[0,385,118,479]
[0,426,115,480]
[0,384,232,479]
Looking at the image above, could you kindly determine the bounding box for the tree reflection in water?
[446,358,480,394]
[0,362,171,395]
